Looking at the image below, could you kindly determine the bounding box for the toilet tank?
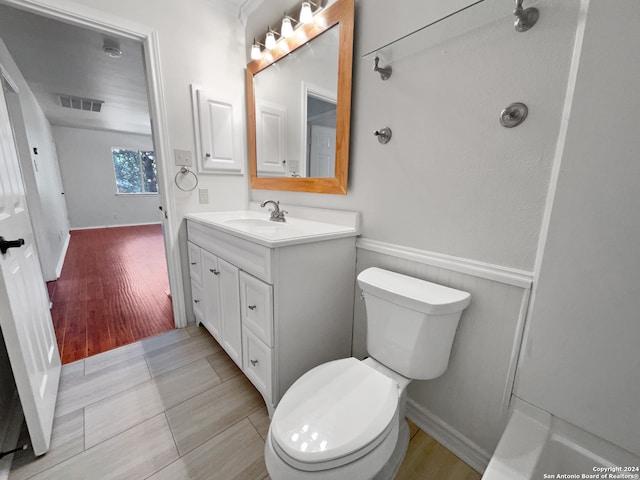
[357,268,471,380]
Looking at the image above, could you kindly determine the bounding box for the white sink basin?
[185,205,359,248]
[223,218,286,229]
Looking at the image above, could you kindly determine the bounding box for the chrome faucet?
[260,200,287,222]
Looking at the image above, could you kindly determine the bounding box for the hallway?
[48,224,174,364]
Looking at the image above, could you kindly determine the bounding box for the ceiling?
[0,4,152,135]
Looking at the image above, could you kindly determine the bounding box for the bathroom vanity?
[185,204,359,414]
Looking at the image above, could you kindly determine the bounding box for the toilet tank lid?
[357,267,471,315]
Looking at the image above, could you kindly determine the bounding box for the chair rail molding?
[356,238,533,288]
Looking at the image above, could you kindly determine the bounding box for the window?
[112,148,158,194]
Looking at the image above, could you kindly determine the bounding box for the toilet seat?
[270,357,399,471]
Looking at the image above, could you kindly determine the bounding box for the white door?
[256,102,287,176]
[0,71,60,456]
[308,125,336,177]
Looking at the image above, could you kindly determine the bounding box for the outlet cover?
[198,188,209,204]
[174,149,193,167]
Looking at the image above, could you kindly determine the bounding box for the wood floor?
[48,225,174,364]
[9,327,481,480]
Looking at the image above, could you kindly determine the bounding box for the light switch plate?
[174,149,193,167]
[198,188,209,204]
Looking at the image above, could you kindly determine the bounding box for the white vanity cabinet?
[186,212,357,415]
[190,245,242,368]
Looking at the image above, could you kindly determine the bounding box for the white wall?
[247,0,582,460]
[247,0,579,271]
[52,126,159,229]
[514,0,640,458]
[0,38,69,281]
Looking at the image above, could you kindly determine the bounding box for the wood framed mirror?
[246,0,354,194]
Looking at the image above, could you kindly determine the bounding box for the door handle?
[0,237,25,254]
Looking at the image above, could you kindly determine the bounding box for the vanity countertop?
[185,204,360,248]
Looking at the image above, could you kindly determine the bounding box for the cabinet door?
[191,280,204,325]
[239,271,274,347]
[219,258,242,368]
[187,242,202,285]
[243,327,273,401]
[201,250,222,341]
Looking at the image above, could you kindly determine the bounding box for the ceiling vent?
[58,94,104,113]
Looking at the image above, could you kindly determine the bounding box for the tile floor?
[9,327,480,480]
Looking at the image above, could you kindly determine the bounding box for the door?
[308,124,336,177]
[256,102,287,176]
[0,71,60,455]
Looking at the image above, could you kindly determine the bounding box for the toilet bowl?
[265,357,407,480]
[265,267,471,479]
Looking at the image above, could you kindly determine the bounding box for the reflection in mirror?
[253,26,339,178]
[246,0,354,194]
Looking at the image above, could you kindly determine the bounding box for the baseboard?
[407,398,491,474]
[70,221,162,231]
[55,231,71,279]
[0,392,25,480]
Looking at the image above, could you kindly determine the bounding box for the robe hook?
[514,0,539,32]
[374,56,392,80]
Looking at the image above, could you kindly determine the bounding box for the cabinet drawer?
[239,271,274,347]
[190,280,205,324]
[243,327,273,401]
[187,242,203,285]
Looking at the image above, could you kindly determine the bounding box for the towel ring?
[174,167,199,192]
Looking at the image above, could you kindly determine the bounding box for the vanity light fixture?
[251,1,324,61]
[281,17,294,38]
[299,2,313,24]
[265,28,277,49]
[251,39,262,60]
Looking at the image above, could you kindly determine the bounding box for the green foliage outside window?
[112,148,158,194]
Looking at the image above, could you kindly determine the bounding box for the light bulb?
[265,31,276,49]
[251,42,261,60]
[281,17,294,38]
[300,2,313,24]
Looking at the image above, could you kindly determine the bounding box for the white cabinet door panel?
[201,250,222,341]
[187,242,203,286]
[242,327,273,400]
[239,271,273,347]
[219,258,242,367]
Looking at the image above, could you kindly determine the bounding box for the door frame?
[0,0,186,327]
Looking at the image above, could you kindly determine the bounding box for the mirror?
[246,0,354,194]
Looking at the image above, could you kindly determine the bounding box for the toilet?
[264,267,471,479]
